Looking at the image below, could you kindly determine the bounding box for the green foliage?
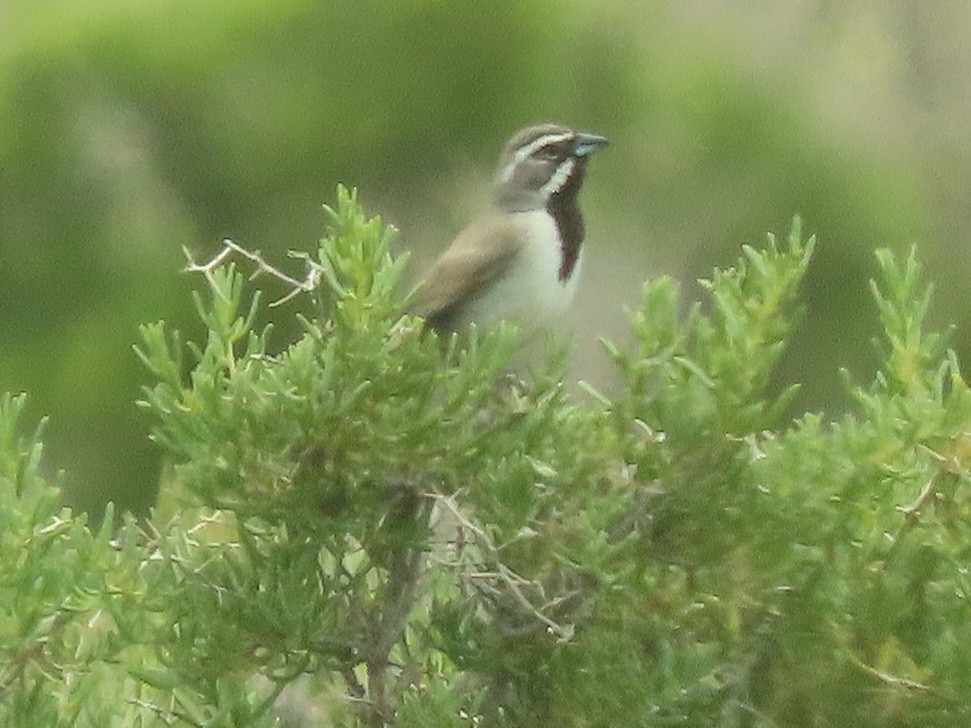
[611,221,812,440]
[0,394,147,726]
[2,189,970,725]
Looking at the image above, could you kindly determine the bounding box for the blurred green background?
[3,1,970,515]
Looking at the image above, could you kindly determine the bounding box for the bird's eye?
[534,146,560,162]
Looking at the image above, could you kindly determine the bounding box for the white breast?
[459,210,582,332]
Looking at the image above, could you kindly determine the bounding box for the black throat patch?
[547,161,587,282]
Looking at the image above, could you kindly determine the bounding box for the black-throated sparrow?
[410,123,608,335]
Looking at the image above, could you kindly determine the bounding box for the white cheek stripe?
[540,157,575,197]
[496,132,573,184]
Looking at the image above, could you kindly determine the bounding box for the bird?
[409,123,608,336]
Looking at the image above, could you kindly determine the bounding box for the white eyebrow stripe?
[540,157,575,198]
[496,132,574,184]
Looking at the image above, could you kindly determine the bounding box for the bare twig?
[183,239,322,307]
[126,699,180,726]
[848,652,931,692]
[884,471,940,562]
[897,474,939,523]
[884,443,969,562]
[429,491,575,642]
[182,242,232,273]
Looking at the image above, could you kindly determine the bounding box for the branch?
[897,474,939,523]
[362,490,433,727]
[430,491,576,643]
[845,650,931,693]
[183,239,322,307]
[884,443,966,562]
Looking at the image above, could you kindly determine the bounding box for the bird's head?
[493,123,609,212]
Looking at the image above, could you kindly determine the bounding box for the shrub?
[1,188,968,726]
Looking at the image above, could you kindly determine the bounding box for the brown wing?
[409,215,525,333]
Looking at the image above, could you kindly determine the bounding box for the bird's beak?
[573,133,609,157]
